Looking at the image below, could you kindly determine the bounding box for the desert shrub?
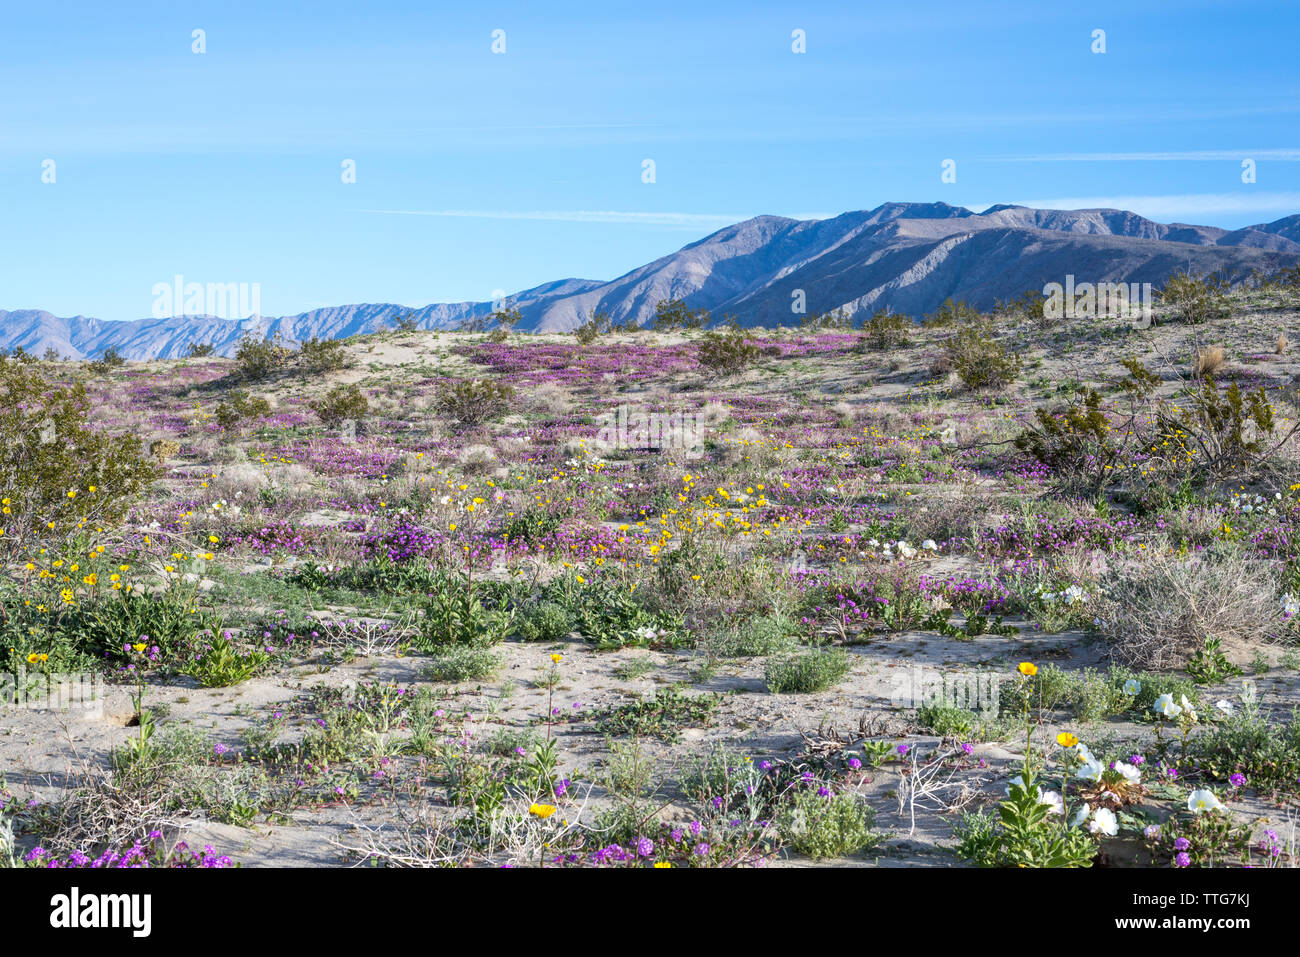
[309,384,369,427]
[1014,389,1116,491]
[862,308,911,349]
[148,439,180,464]
[1096,553,1278,669]
[999,663,1195,721]
[234,332,294,379]
[298,336,350,373]
[214,390,271,434]
[1158,271,1231,325]
[516,601,571,642]
[652,298,709,332]
[490,305,523,332]
[185,342,215,358]
[916,701,980,737]
[434,379,514,428]
[780,789,878,859]
[1275,331,1289,354]
[995,288,1048,324]
[85,346,128,374]
[1195,701,1300,790]
[5,582,205,673]
[697,331,759,376]
[715,613,800,657]
[1148,375,1277,481]
[944,323,1021,390]
[800,309,854,330]
[573,310,614,344]
[391,313,420,333]
[85,347,127,375]
[0,356,158,545]
[546,574,686,649]
[423,645,502,682]
[764,648,852,693]
[923,297,981,328]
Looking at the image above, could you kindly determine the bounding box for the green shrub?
[697,331,759,376]
[415,571,512,649]
[1149,375,1274,481]
[652,299,709,332]
[297,336,351,373]
[862,308,911,349]
[781,789,878,859]
[916,701,979,737]
[944,323,1021,390]
[597,687,719,741]
[1195,701,1300,790]
[923,297,981,328]
[214,389,271,434]
[999,663,1196,720]
[423,645,502,682]
[309,384,369,427]
[574,310,614,344]
[764,648,852,693]
[546,574,685,649]
[0,356,158,546]
[516,601,571,642]
[717,614,799,657]
[180,631,271,687]
[234,332,294,379]
[434,379,514,428]
[1158,271,1231,325]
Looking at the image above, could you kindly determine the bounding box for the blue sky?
[2,0,1298,321]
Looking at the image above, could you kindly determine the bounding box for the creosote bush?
[944,323,1022,391]
[298,336,351,373]
[214,390,271,435]
[862,308,911,349]
[309,384,369,427]
[697,331,759,376]
[234,332,295,379]
[923,297,981,328]
[1158,271,1231,325]
[434,379,514,427]
[0,356,157,545]
[652,298,709,332]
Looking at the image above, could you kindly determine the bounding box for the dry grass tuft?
[1193,345,1226,377]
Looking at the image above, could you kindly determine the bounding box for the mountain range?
[6,202,1300,360]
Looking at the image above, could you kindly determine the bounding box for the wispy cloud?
[991,192,1300,220]
[355,208,822,228]
[998,149,1300,163]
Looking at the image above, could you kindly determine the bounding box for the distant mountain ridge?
[7,202,1300,360]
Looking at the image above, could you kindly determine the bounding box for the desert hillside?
[3,275,1300,869]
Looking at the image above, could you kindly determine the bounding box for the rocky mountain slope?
[6,202,1300,358]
